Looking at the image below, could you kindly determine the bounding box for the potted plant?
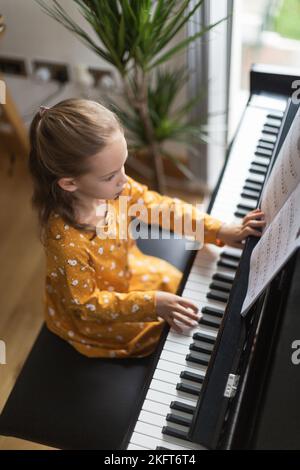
[36,0,225,193]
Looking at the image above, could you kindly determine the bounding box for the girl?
[28,98,265,359]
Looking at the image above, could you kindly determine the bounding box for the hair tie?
[39,105,50,117]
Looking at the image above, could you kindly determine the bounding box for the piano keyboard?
[127,95,287,450]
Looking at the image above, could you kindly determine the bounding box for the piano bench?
[0,226,193,450]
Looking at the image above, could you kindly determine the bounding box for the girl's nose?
[119,169,127,186]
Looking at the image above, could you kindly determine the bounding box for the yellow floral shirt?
[44,176,223,358]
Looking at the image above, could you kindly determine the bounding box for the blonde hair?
[28,98,124,244]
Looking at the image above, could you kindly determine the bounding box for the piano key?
[249,166,267,176]
[266,112,284,119]
[134,422,205,450]
[246,174,265,184]
[127,443,148,450]
[147,388,197,407]
[258,139,275,149]
[262,125,279,135]
[255,147,273,157]
[259,133,277,143]
[171,400,195,415]
[135,421,193,449]
[193,331,216,344]
[240,191,259,200]
[265,117,281,127]
[186,353,209,367]
[234,211,246,219]
[176,383,201,397]
[200,316,222,328]
[206,291,229,303]
[167,412,193,427]
[130,431,191,451]
[209,281,231,293]
[142,399,178,417]
[180,370,204,384]
[162,426,191,442]
[189,343,212,355]
[217,259,238,270]
[201,306,224,318]
[212,272,234,284]
[237,203,257,211]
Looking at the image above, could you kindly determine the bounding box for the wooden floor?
[0,153,54,450]
[0,151,203,450]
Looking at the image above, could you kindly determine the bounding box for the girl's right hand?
[155,291,202,334]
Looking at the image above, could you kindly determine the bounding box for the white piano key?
[134,421,204,450]
[142,398,172,416]
[156,358,206,378]
[146,388,196,407]
[130,431,192,451]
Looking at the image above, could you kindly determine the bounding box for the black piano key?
[186,353,209,366]
[266,112,283,120]
[255,148,272,158]
[201,306,225,318]
[209,281,230,293]
[193,332,215,345]
[212,272,234,284]
[251,160,269,169]
[176,383,200,397]
[249,166,267,176]
[167,412,192,427]
[189,342,212,354]
[245,178,263,188]
[243,184,261,193]
[207,291,228,303]
[234,211,246,219]
[241,191,259,200]
[170,401,195,415]
[262,125,279,136]
[162,426,190,441]
[180,370,204,384]
[217,259,239,269]
[258,139,275,149]
[221,251,241,262]
[237,203,256,212]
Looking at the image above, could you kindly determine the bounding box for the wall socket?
[32,60,69,83]
[0,56,27,76]
[88,67,112,87]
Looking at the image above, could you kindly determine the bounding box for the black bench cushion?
[0,225,193,449]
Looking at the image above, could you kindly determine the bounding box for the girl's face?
[58,130,128,202]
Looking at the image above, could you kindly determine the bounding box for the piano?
[124,64,300,450]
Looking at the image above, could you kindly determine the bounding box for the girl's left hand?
[216,208,266,249]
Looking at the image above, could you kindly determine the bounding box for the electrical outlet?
[0,56,27,76]
[33,60,69,83]
[88,67,112,87]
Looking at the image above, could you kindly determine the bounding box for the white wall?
[1,0,187,159]
[1,0,110,76]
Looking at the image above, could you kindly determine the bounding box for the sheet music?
[261,106,300,227]
[241,183,300,315]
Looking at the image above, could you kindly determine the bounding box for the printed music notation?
[261,106,300,226]
[241,184,300,315]
[241,107,300,316]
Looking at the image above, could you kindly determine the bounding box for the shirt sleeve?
[126,176,225,246]
[47,239,158,324]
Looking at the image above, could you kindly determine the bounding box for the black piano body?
[189,67,300,450]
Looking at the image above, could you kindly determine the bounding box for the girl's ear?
[57,177,78,193]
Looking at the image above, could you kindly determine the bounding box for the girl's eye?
[104,174,115,182]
